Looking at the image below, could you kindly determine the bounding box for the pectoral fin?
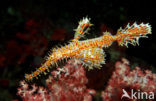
[78,47,106,69]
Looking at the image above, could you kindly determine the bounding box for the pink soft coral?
[101,58,156,101]
[17,59,96,101]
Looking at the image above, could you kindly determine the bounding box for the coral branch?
[101,58,156,101]
[18,59,96,101]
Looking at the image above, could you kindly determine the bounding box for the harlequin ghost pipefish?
[25,17,152,81]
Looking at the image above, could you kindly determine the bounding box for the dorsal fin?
[73,17,93,41]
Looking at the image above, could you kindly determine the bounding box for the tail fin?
[73,17,93,41]
[115,22,151,47]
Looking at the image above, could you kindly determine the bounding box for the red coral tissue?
[101,58,156,101]
[17,59,96,101]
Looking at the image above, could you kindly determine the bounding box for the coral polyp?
[25,17,152,81]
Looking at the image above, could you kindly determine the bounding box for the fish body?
[25,17,151,80]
